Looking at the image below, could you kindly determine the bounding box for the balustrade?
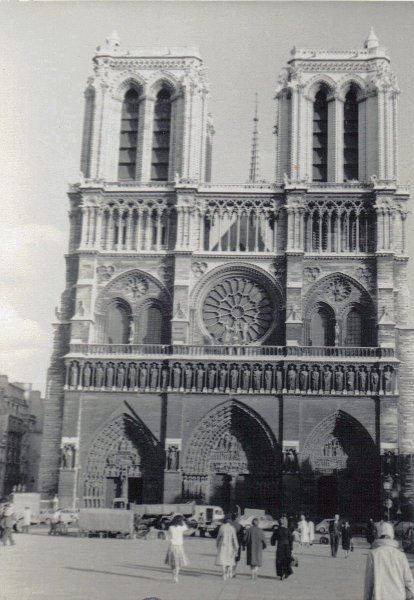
[65,357,398,396]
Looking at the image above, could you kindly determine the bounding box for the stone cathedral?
[40,30,414,520]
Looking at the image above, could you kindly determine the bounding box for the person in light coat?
[215,517,239,580]
[22,506,31,533]
[298,514,310,547]
[364,522,414,600]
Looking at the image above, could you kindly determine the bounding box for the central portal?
[182,400,281,513]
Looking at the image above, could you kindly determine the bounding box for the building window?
[344,88,359,181]
[309,303,335,346]
[118,89,140,180]
[141,306,163,343]
[313,90,328,182]
[106,300,130,344]
[151,89,172,181]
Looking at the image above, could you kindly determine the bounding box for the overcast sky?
[1,1,414,394]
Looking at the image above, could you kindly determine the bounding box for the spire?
[364,27,379,51]
[249,93,260,183]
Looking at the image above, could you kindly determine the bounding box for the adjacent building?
[40,30,414,520]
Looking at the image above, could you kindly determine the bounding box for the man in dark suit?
[329,514,342,557]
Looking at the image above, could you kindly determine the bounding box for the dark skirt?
[275,544,293,578]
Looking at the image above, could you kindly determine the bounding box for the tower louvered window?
[312,90,328,182]
[118,89,139,180]
[151,89,172,181]
[344,88,359,181]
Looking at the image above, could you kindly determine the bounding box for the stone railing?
[64,349,399,397]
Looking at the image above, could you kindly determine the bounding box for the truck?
[8,492,41,529]
[78,508,134,538]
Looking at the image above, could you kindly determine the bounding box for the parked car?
[40,508,79,526]
[315,518,334,534]
[238,514,277,531]
[394,521,414,540]
[402,525,414,553]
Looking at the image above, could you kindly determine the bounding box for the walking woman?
[165,515,188,583]
[342,520,353,558]
[215,517,239,580]
[271,517,294,580]
[244,518,267,581]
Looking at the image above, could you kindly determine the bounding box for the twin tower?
[39,31,414,521]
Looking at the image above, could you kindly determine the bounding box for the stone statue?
[161,366,169,390]
[284,448,297,473]
[311,367,320,392]
[358,368,367,393]
[219,366,227,391]
[324,367,332,392]
[371,369,379,393]
[128,363,137,389]
[335,367,344,392]
[70,362,78,387]
[139,364,148,389]
[95,363,104,388]
[62,444,74,469]
[83,363,91,388]
[242,367,250,391]
[185,365,193,391]
[167,446,179,471]
[230,367,239,391]
[150,364,158,390]
[128,320,135,344]
[117,364,125,389]
[384,367,393,393]
[346,368,355,393]
[276,367,283,392]
[77,300,85,316]
[253,367,262,391]
[264,367,273,391]
[196,366,204,391]
[106,364,114,388]
[173,364,181,389]
[334,322,340,346]
[288,366,296,391]
[208,366,216,390]
[299,366,308,391]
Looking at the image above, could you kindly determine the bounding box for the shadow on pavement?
[119,563,282,581]
[65,567,156,581]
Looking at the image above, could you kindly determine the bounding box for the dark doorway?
[105,477,122,507]
[128,477,143,504]
[210,474,232,512]
[317,475,338,516]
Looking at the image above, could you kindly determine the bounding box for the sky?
[1,1,414,394]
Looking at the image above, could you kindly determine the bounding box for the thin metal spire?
[249,93,260,183]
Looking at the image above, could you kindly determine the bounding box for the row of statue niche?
[165,445,180,471]
[67,361,395,394]
[182,476,207,499]
[68,361,169,391]
[61,444,76,469]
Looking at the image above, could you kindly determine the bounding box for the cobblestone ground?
[2,529,414,600]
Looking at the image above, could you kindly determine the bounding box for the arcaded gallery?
[39,30,414,521]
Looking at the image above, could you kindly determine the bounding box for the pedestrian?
[2,504,16,546]
[243,518,267,581]
[366,518,376,548]
[49,508,62,536]
[364,521,414,600]
[271,517,294,580]
[215,516,239,580]
[308,517,315,545]
[298,514,310,548]
[22,506,31,534]
[329,514,342,557]
[198,512,206,538]
[230,513,245,578]
[164,515,188,583]
[341,520,352,558]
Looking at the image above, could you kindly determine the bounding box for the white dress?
[298,520,310,544]
[165,524,188,568]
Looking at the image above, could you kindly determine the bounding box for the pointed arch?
[337,75,366,101]
[305,75,336,101]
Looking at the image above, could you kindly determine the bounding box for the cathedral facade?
[40,31,414,521]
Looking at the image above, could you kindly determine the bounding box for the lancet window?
[151,89,172,181]
[344,88,359,181]
[118,89,140,180]
[304,199,375,253]
[312,89,328,182]
[105,299,131,344]
[202,199,278,253]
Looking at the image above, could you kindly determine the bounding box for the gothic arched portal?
[82,413,164,508]
[301,410,380,520]
[182,400,281,513]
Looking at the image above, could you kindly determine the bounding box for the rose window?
[202,277,273,344]
[325,278,352,302]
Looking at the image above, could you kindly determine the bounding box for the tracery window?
[105,299,131,344]
[151,89,172,181]
[313,90,328,182]
[141,305,165,344]
[118,89,140,180]
[343,88,359,181]
[309,303,335,347]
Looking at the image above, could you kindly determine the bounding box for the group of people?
[164,513,298,583]
[0,503,31,546]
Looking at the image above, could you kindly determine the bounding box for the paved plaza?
[3,529,414,600]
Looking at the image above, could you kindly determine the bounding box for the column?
[355,212,360,253]
[199,209,205,251]
[156,211,162,251]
